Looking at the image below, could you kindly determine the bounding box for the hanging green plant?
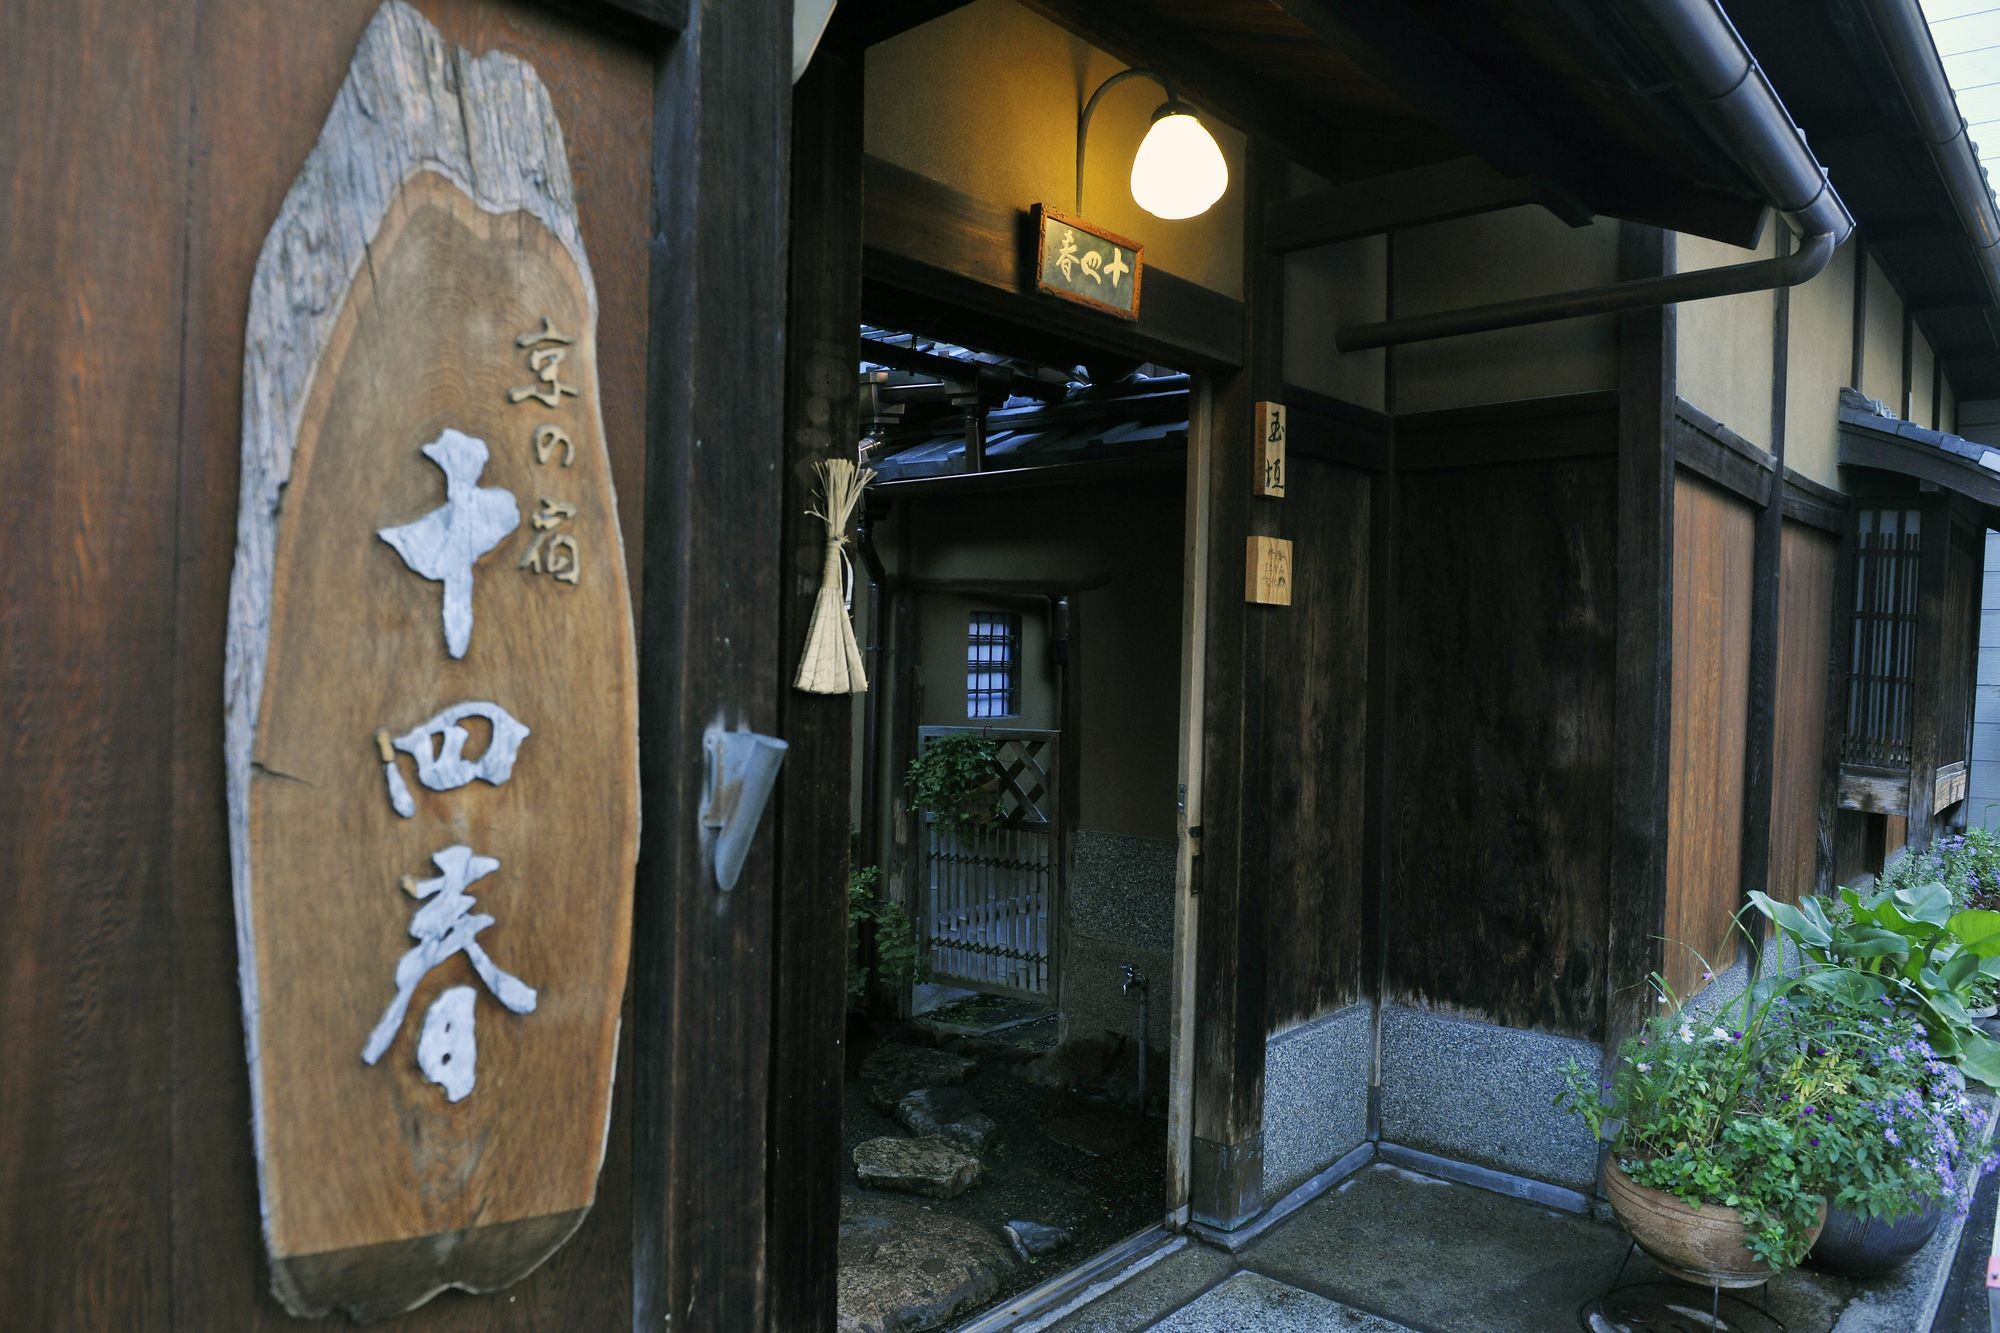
[906,732,1003,838]
[847,865,925,1005]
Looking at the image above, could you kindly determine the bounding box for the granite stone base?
[1377,1003,1601,1190]
[1262,1003,1372,1196]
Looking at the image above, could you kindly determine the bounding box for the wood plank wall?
[1387,441,1618,1038]
[4,1,658,1325]
[1259,450,1372,1032]
[1771,522,1839,903]
[1664,472,1755,994]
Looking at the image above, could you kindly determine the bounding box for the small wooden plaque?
[1254,400,1287,498]
[1246,535,1293,606]
[1034,205,1143,320]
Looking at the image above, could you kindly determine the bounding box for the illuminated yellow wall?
[1860,254,1904,412]
[1677,229,1779,450]
[1783,238,1856,491]
[865,0,1247,298]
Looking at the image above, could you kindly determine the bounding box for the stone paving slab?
[1149,1272,1413,1331]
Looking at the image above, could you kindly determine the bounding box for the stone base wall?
[1059,830,1176,1052]
[1262,1003,1372,1196]
[1377,1003,1602,1190]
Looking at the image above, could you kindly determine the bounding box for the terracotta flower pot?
[1605,1162,1826,1289]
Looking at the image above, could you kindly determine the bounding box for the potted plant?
[905,732,1003,838]
[1747,885,2000,1086]
[1787,993,1996,1276]
[1559,982,1831,1286]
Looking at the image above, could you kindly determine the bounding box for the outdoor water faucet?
[1120,964,1147,995]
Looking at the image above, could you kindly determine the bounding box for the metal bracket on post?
[702,724,789,892]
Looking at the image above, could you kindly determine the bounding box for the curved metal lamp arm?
[1077,67,1173,214]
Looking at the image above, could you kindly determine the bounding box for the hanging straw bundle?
[793,457,876,695]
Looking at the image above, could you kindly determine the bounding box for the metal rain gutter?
[1336,0,1854,351]
[1854,0,2000,310]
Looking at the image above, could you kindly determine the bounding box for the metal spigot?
[1120,964,1147,995]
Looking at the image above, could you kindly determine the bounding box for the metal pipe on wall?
[1335,0,1853,351]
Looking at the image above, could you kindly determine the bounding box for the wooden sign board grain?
[223,4,638,1319]
[1254,400,1287,498]
[1246,535,1294,606]
[1034,205,1143,319]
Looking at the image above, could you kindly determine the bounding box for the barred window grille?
[1842,508,1921,768]
[967,612,1020,718]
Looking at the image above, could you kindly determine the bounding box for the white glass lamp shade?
[1129,105,1228,220]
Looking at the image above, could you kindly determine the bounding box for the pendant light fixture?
[1076,68,1228,220]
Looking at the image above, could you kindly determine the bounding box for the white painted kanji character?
[378,429,520,659]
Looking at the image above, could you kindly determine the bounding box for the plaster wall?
[1785,239,1856,490]
[1914,330,1937,429]
[1676,229,1779,449]
[864,0,1247,298]
[1860,253,1905,412]
[1285,236,1388,412]
[1390,207,1621,413]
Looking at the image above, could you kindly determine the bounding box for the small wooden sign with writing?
[1254,400,1287,498]
[1246,535,1293,606]
[1034,205,1143,320]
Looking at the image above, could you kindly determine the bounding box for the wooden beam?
[1018,0,1351,185]
[767,35,862,1333]
[1670,400,1774,509]
[1263,0,1589,225]
[1397,391,1620,471]
[1782,469,1850,535]
[1819,506,1861,891]
[863,156,1244,372]
[1907,494,1950,847]
[633,0,791,1325]
[827,0,974,47]
[1608,223,1676,1042]
[1739,233,1790,940]
[1189,140,1278,1232]
[1265,157,1539,254]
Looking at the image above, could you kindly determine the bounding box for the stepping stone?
[854,1135,983,1199]
[836,1196,1016,1333]
[897,1086,999,1152]
[860,1044,977,1113]
[1003,1218,1072,1261]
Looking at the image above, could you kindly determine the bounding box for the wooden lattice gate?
[918,727,1059,999]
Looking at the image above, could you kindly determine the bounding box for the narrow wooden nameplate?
[223,3,637,1318]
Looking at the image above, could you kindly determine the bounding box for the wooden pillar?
[767,33,863,1333]
[632,1,791,1326]
[1907,492,1950,849]
[1189,139,1279,1230]
[1608,223,1676,1043]
[1739,234,1789,927]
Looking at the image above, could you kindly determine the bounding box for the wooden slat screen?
[1841,509,1921,768]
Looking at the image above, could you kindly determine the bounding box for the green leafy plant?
[847,865,926,1005]
[1748,883,2000,1086]
[905,732,1002,838]
[1559,976,1831,1270]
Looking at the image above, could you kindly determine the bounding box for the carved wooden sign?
[1246,535,1294,606]
[1034,205,1144,319]
[1253,400,1287,499]
[223,4,638,1318]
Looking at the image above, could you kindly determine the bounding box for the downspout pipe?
[1854,0,2000,308]
[1336,0,1853,351]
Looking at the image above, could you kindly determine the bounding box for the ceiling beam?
[1018,0,1353,185]
[1263,0,1591,224]
[825,0,975,48]
[1265,155,1539,253]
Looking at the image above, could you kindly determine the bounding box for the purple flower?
[1887,1127,1902,1146]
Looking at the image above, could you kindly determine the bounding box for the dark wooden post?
[1738,234,1790,934]
[1607,223,1676,1044]
[1190,139,1279,1230]
[1907,491,1951,849]
[633,1,791,1326]
[767,32,864,1333]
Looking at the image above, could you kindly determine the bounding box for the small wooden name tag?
[1246,536,1293,606]
[1034,205,1143,320]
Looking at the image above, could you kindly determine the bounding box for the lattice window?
[1843,508,1922,767]
[967,612,1020,718]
